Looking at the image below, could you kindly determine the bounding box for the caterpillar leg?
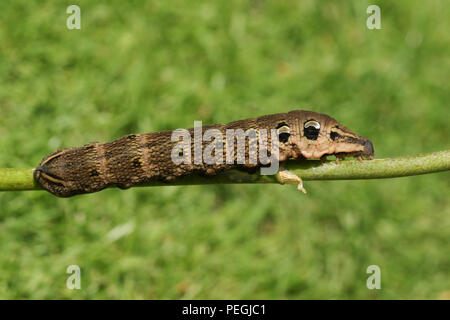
[276,169,307,194]
[335,155,345,164]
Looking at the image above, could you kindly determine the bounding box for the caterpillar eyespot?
[277,125,290,143]
[303,120,321,140]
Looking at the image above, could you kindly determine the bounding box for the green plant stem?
[0,150,449,192]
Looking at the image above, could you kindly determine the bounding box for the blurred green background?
[0,0,448,299]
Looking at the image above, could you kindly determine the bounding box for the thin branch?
[0,150,449,192]
[0,168,40,191]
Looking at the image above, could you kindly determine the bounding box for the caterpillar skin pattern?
[34,110,374,197]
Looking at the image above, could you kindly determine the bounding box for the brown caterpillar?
[34,110,374,197]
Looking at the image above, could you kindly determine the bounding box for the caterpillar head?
[272,110,374,161]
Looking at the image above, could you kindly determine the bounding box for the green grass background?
[0,0,449,299]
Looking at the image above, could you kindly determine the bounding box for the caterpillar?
[34,110,374,197]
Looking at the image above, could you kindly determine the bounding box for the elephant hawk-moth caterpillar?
[34,110,374,197]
